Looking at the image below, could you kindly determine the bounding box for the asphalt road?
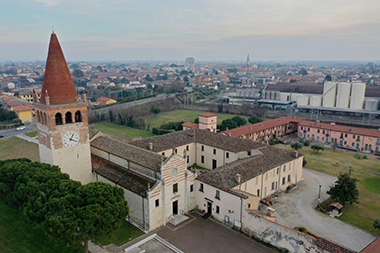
[272,169,377,252]
[0,123,36,139]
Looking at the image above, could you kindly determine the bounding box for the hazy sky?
[1,0,380,62]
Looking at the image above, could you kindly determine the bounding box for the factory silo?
[310,96,322,107]
[336,82,351,108]
[296,95,309,106]
[322,82,337,107]
[364,99,378,111]
[350,83,366,110]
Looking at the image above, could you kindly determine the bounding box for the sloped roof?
[40,33,78,104]
[197,146,300,190]
[129,129,264,153]
[182,122,199,129]
[91,155,154,197]
[91,135,162,172]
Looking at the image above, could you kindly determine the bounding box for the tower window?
[55,113,63,125]
[75,110,82,122]
[65,111,73,124]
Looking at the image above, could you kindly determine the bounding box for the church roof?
[40,33,78,104]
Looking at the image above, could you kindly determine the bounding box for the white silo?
[336,82,351,109]
[364,99,378,111]
[322,82,337,107]
[296,95,309,106]
[310,96,322,107]
[350,83,366,110]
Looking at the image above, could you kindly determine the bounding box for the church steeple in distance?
[246,53,250,68]
[40,32,78,105]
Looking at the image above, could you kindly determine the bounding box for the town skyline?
[1,0,380,61]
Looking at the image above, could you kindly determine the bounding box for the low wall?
[242,210,354,253]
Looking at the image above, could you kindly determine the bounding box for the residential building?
[96,96,117,105]
[182,113,217,133]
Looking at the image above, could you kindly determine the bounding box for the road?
[0,123,36,139]
[272,169,377,252]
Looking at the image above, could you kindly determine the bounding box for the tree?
[219,119,237,131]
[327,173,359,206]
[144,74,153,82]
[300,68,308,76]
[248,115,263,124]
[194,118,199,124]
[374,219,380,231]
[311,143,325,152]
[304,140,310,146]
[151,107,160,115]
[290,142,303,150]
[72,69,85,78]
[231,116,247,127]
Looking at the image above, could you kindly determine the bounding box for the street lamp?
[317,185,322,205]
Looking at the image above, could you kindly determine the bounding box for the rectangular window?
[187,155,189,163]
[352,142,355,147]
[162,152,165,156]
[271,182,275,190]
[289,163,291,170]
[190,184,193,192]
[276,168,279,175]
[345,133,348,137]
[247,151,251,156]
[175,149,178,154]
[256,177,258,185]
[265,172,268,180]
[288,175,291,182]
[213,149,216,155]
[199,183,204,192]
[283,165,286,172]
[201,145,204,151]
[216,205,220,214]
[186,145,189,151]
[155,199,159,207]
[282,177,285,185]
[201,155,204,163]
[173,183,178,194]
[215,190,220,200]
[257,189,260,197]
[226,152,229,158]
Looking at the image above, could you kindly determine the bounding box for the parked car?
[16,126,26,131]
[0,135,4,138]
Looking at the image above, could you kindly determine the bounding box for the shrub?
[362,155,368,159]
[290,142,303,150]
[248,115,263,124]
[354,153,362,159]
[311,143,325,152]
[304,140,310,146]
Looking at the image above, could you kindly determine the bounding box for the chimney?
[45,90,50,105]
[82,88,87,102]
[32,89,39,103]
[294,151,299,158]
[149,142,153,151]
[226,127,229,131]
[228,132,231,136]
[236,173,241,184]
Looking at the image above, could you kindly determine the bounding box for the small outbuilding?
[329,202,343,217]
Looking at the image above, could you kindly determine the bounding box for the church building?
[35,33,304,232]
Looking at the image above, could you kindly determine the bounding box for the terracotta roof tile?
[40,33,78,104]
[182,122,199,129]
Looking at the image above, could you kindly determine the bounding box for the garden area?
[90,122,154,142]
[277,143,380,234]
[0,137,39,161]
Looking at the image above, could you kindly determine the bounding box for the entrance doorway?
[212,159,217,169]
[207,202,212,214]
[173,200,178,216]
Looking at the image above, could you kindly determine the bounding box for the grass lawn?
[25,131,38,138]
[277,144,380,234]
[0,194,83,253]
[0,137,39,161]
[142,109,250,130]
[95,221,144,247]
[90,122,154,142]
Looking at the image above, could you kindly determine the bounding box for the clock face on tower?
[62,131,80,147]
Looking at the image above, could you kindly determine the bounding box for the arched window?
[44,113,48,125]
[65,111,73,124]
[55,113,63,125]
[75,110,82,122]
[37,111,41,123]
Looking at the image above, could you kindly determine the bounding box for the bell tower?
[34,32,93,184]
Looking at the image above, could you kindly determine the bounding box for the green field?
[141,109,250,129]
[277,144,380,234]
[95,221,144,247]
[90,122,154,142]
[0,137,39,161]
[0,194,83,253]
[25,131,38,138]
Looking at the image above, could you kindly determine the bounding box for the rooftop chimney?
[149,142,153,151]
[236,173,241,184]
[294,151,299,158]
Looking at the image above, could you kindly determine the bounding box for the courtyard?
[271,169,377,252]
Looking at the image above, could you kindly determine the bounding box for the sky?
[0,0,380,62]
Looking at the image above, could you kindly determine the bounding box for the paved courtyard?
[155,213,274,253]
[272,168,377,252]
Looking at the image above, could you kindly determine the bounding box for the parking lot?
[272,169,377,252]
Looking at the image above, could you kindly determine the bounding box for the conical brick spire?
[40,32,77,104]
